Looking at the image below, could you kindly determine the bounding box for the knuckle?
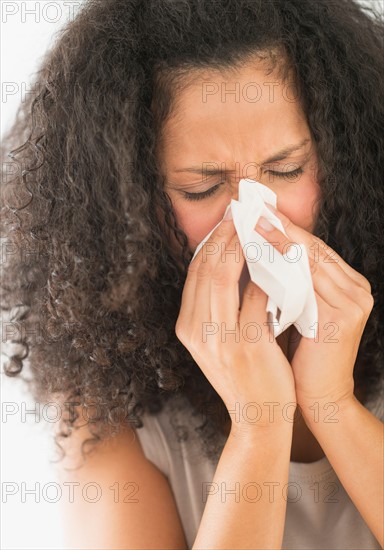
[196,263,213,281]
[360,276,372,295]
[175,322,202,353]
[347,286,374,316]
[366,292,375,311]
[317,245,329,263]
[315,238,337,264]
[187,261,199,276]
[316,237,328,251]
[360,288,375,313]
[243,281,264,301]
[214,223,231,240]
[211,274,231,288]
[201,240,220,258]
[211,266,233,288]
[175,319,186,341]
[308,254,320,276]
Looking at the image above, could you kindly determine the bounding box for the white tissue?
[191,178,318,339]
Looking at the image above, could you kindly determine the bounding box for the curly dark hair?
[1,0,383,466]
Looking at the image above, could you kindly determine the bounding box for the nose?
[230,179,241,202]
[230,173,272,202]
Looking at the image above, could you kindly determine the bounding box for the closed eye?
[268,167,303,180]
[182,181,226,201]
[182,167,303,201]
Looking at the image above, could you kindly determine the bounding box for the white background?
[2,4,86,549]
[1,1,382,549]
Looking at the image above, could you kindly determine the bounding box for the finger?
[309,268,351,310]
[239,279,269,339]
[192,218,237,327]
[263,205,372,293]
[210,231,245,327]
[177,220,234,326]
[256,215,373,310]
[254,215,361,311]
[315,268,374,323]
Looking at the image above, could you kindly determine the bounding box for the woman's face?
[156,59,321,253]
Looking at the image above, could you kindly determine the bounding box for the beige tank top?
[134,387,383,549]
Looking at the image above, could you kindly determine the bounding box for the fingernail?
[223,207,233,221]
[256,216,274,232]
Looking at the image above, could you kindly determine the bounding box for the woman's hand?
[256,204,374,419]
[175,215,296,435]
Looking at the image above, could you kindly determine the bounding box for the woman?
[1,0,383,548]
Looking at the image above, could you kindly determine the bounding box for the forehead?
[158,60,307,165]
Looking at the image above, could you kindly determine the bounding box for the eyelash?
[182,168,303,201]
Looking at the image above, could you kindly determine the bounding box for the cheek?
[173,194,231,251]
[174,201,224,250]
[278,178,321,232]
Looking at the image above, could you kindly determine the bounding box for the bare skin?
[220,324,366,462]
[156,55,366,464]
[278,326,326,463]
[218,326,325,462]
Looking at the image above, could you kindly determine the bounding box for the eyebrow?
[172,138,311,174]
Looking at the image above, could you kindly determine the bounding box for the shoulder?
[54,408,188,549]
